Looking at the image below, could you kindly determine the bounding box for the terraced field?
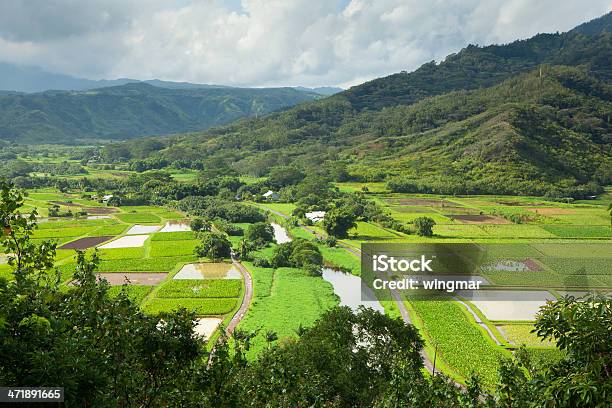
[259,189,611,386]
[1,190,246,342]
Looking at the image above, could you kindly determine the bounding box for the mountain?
[294,86,344,95]
[0,83,321,144]
[112,12,611,197]
[0,63,138,93]
[0,62,342,95]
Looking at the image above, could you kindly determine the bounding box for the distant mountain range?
[0,62,342,95]
[113,12,611,197]
[0,83,324,144]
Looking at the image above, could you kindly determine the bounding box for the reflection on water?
[174,263,241,280]
[160,220,191,232]
[271,223,291,244]
[322,268,384,313]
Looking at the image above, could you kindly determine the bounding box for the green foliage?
[322,208,357,239]
[156,279,241,298]
[0,84,319,144]
[245,222,274,247]
[142,297,237,315]
[195,231,232,260]
[413,216,436,237]
[270,239,323,275]
[189,217,211,232]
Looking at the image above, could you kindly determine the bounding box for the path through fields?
[225,257,253,334]
[263,207,436,374]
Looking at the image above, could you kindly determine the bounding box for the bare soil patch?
[84,207,119,215]
[50,201,79,207]
[97,273,167,286]
[60,236,114,250]
[525,207,575,215]
[449,214,511,224]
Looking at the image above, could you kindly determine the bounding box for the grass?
[238,267,338,357]
[532,243,612,258]
[150,240,200,257]
[405,292,507,387]
[94,224,129,235]
[542,225,612,238]
[142,298,237,315]
[156,279,241,298]
[107,285,153,304]
[33,227,98,239]
[115,213,162,223]
[96,247,145,260]
[335,182,388,193]
[58,256,197,276]
[320,246,360,275]
[498,324,555,348]
[257,202,296,216]
[150,231,196,241]
[242,262,275,297]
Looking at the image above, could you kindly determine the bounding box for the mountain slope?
[110,13,612,197]
[0,83,320,144]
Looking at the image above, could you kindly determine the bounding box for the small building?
[305,211,326,222]
[102,194,114,204]
[262,190,279,201]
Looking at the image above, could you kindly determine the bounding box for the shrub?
[271,239,323,275]
[322,208,357,238]
[190,217,211,232]
[195,232,232,260]
[413,216,436,237]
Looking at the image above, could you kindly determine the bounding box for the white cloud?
[0,0,609,87]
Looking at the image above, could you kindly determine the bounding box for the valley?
[1,9,610,406]
[2,152,609,387]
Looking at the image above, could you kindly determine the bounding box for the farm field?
[287,187,612,386]
[3,182,610,388]
[1,189,246,344]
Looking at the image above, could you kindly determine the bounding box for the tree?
[270,239,323,275]
[413,216,436,237]
[322,208,357,239]
[0,181,204,405]
[195,231,232,260]
[268,166,305,188]
[237,238,253,260]
[245,222,274,247]
[190,217,211,233]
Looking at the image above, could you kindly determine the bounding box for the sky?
[0,0,610,88]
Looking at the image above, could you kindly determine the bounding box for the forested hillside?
[104,13,611,197]
[0,84,319,144]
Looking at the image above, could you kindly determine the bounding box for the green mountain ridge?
[0,83,320,144]
[108,12,612,197]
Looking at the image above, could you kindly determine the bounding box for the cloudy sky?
[0,0,610,88]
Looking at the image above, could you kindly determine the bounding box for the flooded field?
[271,223,291,243]
[97,273,168,286]
[174,263,241,280]
[126,224,161,235]
[322,268,384,313]
[459,289,555,321]
[194,318,222,340]
[159,220,191,232]
[98,235,149,249]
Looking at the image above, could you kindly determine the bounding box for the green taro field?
[257,187,611,387]
[2,184,609,388]
[0,189,244,342]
